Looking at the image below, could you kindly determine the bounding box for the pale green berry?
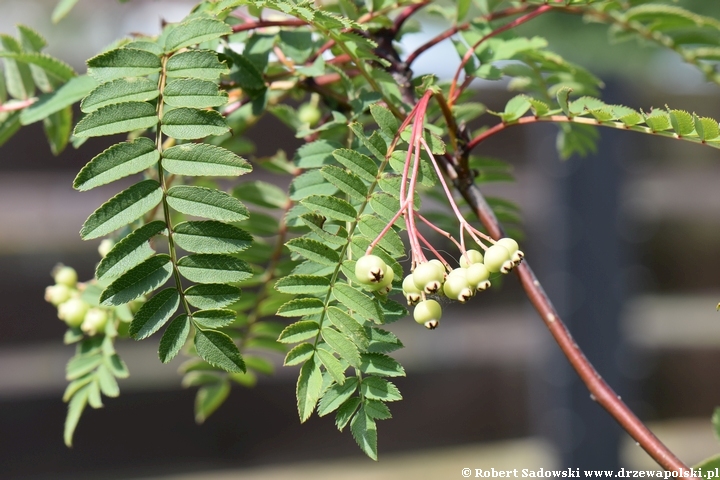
[45,284,72,306]
[402,274,421,305]
[53,265,78,288]
[355,255,387,284]
[497,237,524,265]
[58,298,89,328]
[466,263,491,291]
[98,239,115,258]
[81,308,108,336]
[484,244,512,273]
[297,103,322,126]
[369,265,394,295]
[459,249,484,268]
[443,275,474,303]
[447,267,468,279]
[412,261,445,294]
[413,299,442,329]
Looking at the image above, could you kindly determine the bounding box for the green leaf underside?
[322,326,361,367]
[317,348,346,384]
[194,329,245,373]
[73,137,159,191]
[74,101,158,137]
[193,309,236,328]
[360,353,405,377]
[66,354,102,380]
[163,78,228,108]
[166,185,249,222]
[318,377,358,417]
[80,180,163,240]
[81,77,159,113]
[164,16,232,52]
[96,364,119,398]
[284,343,315,366]
[365,399,391,420]
[0,51,75,81]
[99,254,173,306]
[177,254,252,284]
[286,238,339,266]
[161,107,229,139]
[64,385,88,447]
[326,307,369,350]
[274,275,330,294]
[96,220,166,280]
[277,298,325,318]
[351,408,378,461]
[301,195,357,222]
[166,50,229,80]
[360,376,402,402]
[162,143,250,177]
[173,220,251,254]
[129,288,180,339]
[159,314,191,363]
[332,283,383,323]
[184,283,241,309]
[336,397,360,431]
[87,48,161,83]
[297,355,323,422]
[195,381,230,424]
[20,75,96,125]
[319,165,368,201]
[53,0,80,23]
[333,149,378,182]
[278,320,320,343]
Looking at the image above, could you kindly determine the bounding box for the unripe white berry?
[484,244,511,273]
[53,265,78,288]
[447,267,468,279]
[412,261,445,294]
[443,275,474,303]
[58,298,89,328]
[413,299,442,329]
[81,308,108,336]
[466,263,491,291]
[355,255,387,284]
[459,249,484,268]
[45,284,72,306]
[98,239,115,258]
[402,274,421,305]
[496,237,524,265]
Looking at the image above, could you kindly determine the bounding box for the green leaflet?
[194,329,245,373]
[96,364,119,398]
[294,139,341,168]
[277,298,325,318]
[350,407,378,461]
[73,137,160,191]
[336,396,360,431]
[0,111,21,147]
[274,275,330,295]
[161,107,229,139]
[317,348,346,384]
[331,283,383,324]
[318,377,358,417]
[99,254,173,306]
[297,355,323,422]
[176,254,253,284]
[43,105,71,155]
[278,320,321,343]
[286,237,340,266]
[369,104,398,138]
[173,221,252,254]
[21,74,96,125]
[357,215,404,257]
[64,384,88,447]
[80,180,163,240]
[87,48,161,83]
[162,143,250,177]
[195,380,230,424]
[364,399,391,420]
[322,326,361,368]
[129,288,180,339]
[52,0,80,23]
[74,101,158,137]
[301,195,357,222]
[159,314,191,363]
[333,148,378,182]
[284,343,315,366]
[66,354,102,380]
[232,181,289,209]
[319,165,368,201]
[326,306,369,350]
[0,34,34,100]
[164,16,232,52]
[166,185,249,222]
[290,170,338,200]
[359,353,405,377]
[165,49,229,80]
[184,284,241,309]
[81,77,159,113]
[360,376,402,402]
[163,78,228,108]
[0,51,75,82]
[193,309,236,328]
[95,220,166,280]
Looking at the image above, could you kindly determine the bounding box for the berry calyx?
[355,255,387,284]
[53,265,78,288]
[402,274,422,305]
[496,237,524,265]
[45,284,72,306]
[413,299,442,329]
[466,263,491,291]
[443,275,474,303]
[459,249,484,268]
[412,261,445,294]
[484,244,513,273]
[57,298,89,328]
[81,308,108,336]
[368,265,394,295]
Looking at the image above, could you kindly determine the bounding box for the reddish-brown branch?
[232,19,307,33]
[392,0,431,35]
[0,98,36,112]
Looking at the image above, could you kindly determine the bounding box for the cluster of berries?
[44,265,108,336]
[356,238,523,330]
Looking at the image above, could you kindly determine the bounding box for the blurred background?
[1,0,720,478]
